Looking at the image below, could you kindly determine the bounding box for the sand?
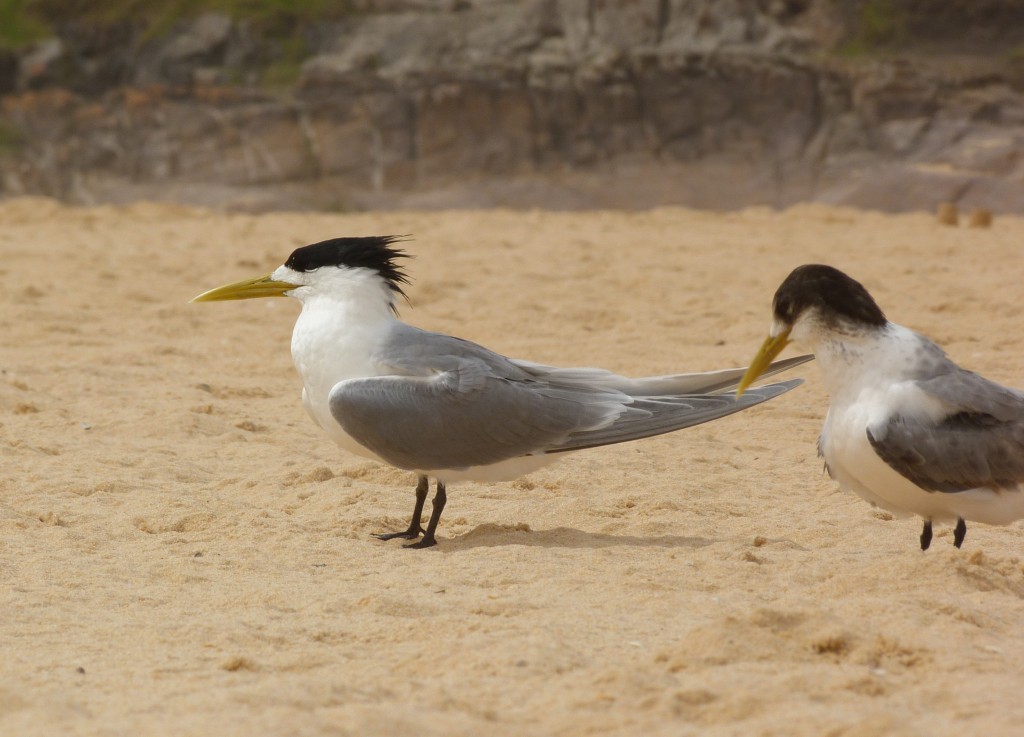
[2,198,1024,736]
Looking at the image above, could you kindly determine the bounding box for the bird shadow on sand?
[443,524,715,551]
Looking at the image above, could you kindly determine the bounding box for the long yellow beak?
[735,329,792,397]
[190,274,297,303]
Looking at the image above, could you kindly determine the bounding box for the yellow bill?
[191,274,296,303]
[735,329,792,397]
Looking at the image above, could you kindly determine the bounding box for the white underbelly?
[302,386,384,461]
[822,403,1024,525]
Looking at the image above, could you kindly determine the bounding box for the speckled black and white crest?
[285,236,411,298]
[773,264,887,329]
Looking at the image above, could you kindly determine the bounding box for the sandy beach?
[2,198,1024,736]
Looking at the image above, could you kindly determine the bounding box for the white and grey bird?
[193,236,810,548]
[737,263,1024,550]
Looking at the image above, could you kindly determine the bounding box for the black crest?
[773,264,887,329]
[285,236,411,299]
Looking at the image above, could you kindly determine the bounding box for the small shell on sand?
[968,208,993,228]
[936,202,959,226]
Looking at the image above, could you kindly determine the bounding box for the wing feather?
[329,359,626,471]
[330,322,808,472]
[547,381,802,452]
[513,354,813,395]
[867,367,1024,493]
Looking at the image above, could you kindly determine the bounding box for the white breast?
[287,276,397,463]
[820,383,950,520]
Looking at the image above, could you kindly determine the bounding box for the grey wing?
[512,354,814,395]
[546,379,802,452]
[336,322,808,470]
[916,364,1024,422]
[867,366,1024,493]
[332,372,802,469]
[329,357,627,471]
[381,321,812,395]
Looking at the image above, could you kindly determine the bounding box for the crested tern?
[737,264,1024,550]
[193,236,810,548]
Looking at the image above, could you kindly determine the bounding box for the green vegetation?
[27,0,354,30]
[858,0,908,46]
[1005,45,1024,63]
[0,1,357,48]
[0,0,50,48]
[108,0,355,43]
[834,0,909,57]
[0,120,26,152]
[833,0,1024,58]
[260,33,309,88]
[0,1,360,86]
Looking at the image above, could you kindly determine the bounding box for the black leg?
[374,475,429,541]
[953,517,967,548]
[920,519,933,551]
[405,480,446,549]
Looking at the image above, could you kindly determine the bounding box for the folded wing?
[867,367,1024,493]
[330,324,805,472]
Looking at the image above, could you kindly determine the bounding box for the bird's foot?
[953,518,967,549]
[920,520,933,551]
[373,527,422,541]
[403,535,437,550]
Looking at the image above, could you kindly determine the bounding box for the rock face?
[2,1,1024,211]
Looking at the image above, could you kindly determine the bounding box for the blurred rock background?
[1,0,1023,212]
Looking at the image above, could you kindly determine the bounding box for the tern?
[737,264,1024,550]
[193,236,810,548]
